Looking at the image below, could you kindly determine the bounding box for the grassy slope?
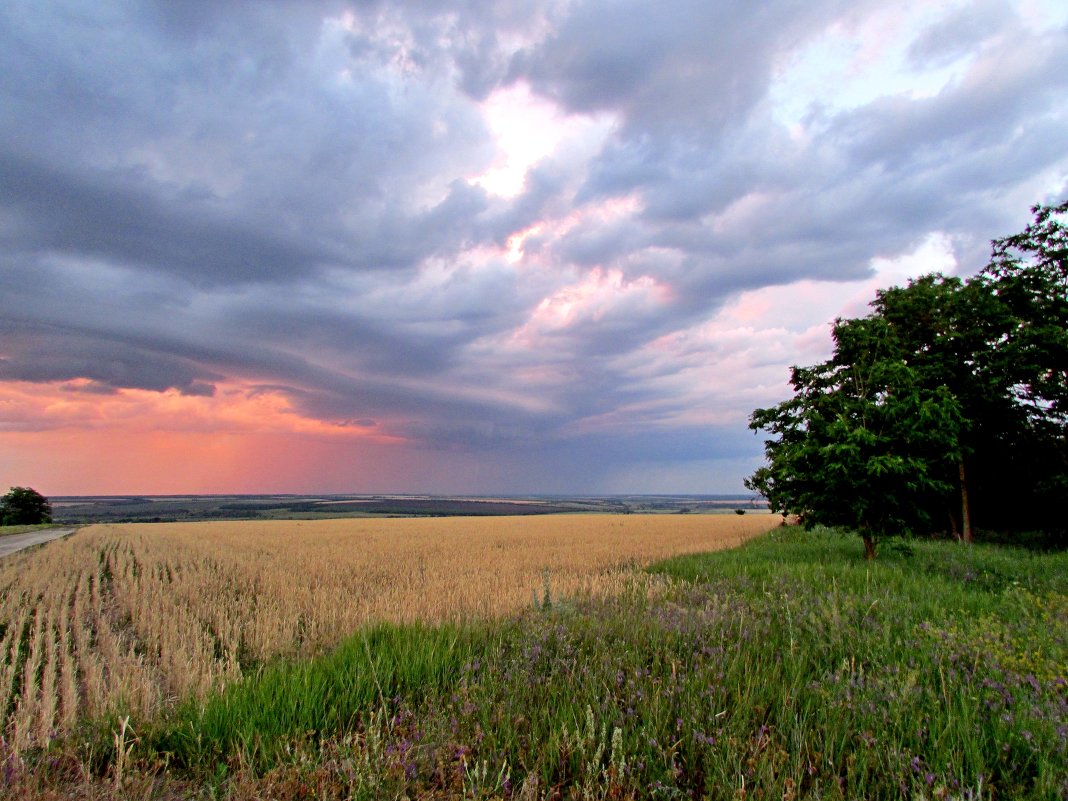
[0,523,60,537]
[18,527,1068,799]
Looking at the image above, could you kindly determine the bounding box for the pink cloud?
[606,233,958,428]
[0,380,400,441]
[514,267,671,343]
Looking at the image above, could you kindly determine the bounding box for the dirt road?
[0,527,78,558]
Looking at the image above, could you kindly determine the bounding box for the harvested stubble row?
[0,513,776,750]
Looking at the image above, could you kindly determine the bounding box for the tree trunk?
[958,458,973,544]
[948,510,960,542]
[862,531,876,560]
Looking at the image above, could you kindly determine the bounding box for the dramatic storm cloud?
[1,0,1066,494]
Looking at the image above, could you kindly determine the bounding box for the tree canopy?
[0,486,53,526]
[747,201,1067,556]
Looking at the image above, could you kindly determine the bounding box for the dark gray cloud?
[0,322,221,396]
[0,0,504,277]
[1,0,1066,492]
[0,153,339,284]
[509,0,880,138]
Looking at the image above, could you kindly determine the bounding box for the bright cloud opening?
[470,83,568,197]
[524,268,669,335]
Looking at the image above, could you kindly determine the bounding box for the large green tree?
[747,201,1067,554]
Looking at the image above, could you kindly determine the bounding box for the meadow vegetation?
[2,523,1065,799]
[0,514,773,753]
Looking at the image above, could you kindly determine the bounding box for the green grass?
[34,527,1068,799]
[0,523,62,537]
[151,622,491,769]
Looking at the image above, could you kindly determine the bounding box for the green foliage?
[984,200,1068,430]
[0,486,52,526]
[748,201,1068,550]
[975,200,1068,533]
[746,315,964,553]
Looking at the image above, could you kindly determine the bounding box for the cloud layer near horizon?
[1,0,1066,494]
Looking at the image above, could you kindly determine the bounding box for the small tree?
[746,315,963,559]
[0,487,53,525]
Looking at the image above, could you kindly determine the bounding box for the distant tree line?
[746,201,1067,557]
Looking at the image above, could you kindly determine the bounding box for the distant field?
[50,493,768,524]
[0,513,778,750]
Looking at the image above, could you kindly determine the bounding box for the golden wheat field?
[0,513,777,750]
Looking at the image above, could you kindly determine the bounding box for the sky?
[1,0,1066,497]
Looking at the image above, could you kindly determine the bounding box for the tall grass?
[156,623,489,768]
[112,526,1068,800]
